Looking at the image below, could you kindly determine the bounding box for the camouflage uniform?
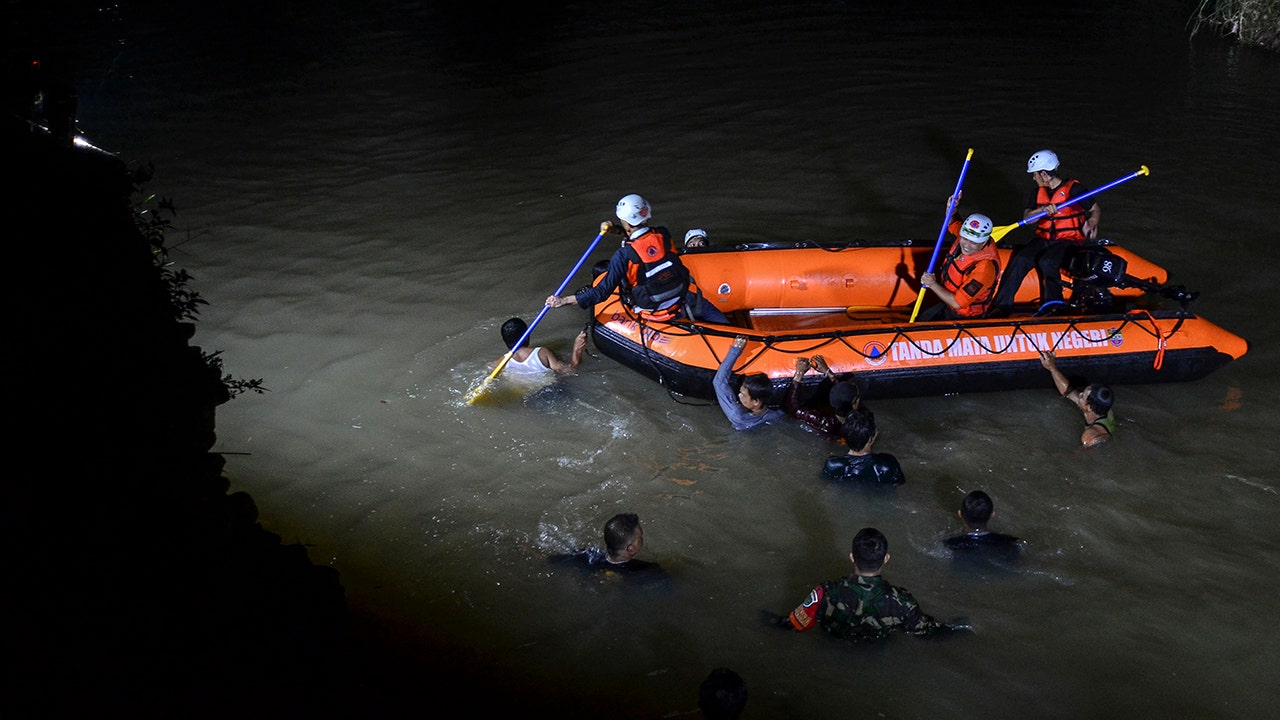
[789,574,944,641]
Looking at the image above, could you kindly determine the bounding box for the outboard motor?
[1063,247,1129,313]
[1063,246,1199,313]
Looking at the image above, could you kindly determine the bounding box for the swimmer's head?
[604,512,642,561]
[959,490,994,528]
[828,381,860,416]
[740,373,774,409]
[501,317,529,351]
[1085,384,1113,415]
[840,407,877,451]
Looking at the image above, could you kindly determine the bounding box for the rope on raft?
[630,309,1189,375]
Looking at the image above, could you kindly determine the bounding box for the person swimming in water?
[497,317,587,378]
[548,512,665,577]
[944,490,1023,564]
[1039,350,1114,447]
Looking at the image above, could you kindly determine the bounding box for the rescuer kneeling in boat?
[545,194,729,324]
[918,212,1002,321]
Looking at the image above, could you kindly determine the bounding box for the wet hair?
[828,380,861,416]
[840,407,877,451]
[500,317,529,351]
[1086,384,1114,414]
[851,527,888,572]
[603,513,640,557]
[698,667,747,720]
[960,490,994,528]
[741,374,774,405]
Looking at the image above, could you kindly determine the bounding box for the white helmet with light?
[616,194,652,226]
[959,213,993,243]
[1027,149,1060,173]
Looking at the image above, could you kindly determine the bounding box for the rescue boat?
[587,239,1248,400]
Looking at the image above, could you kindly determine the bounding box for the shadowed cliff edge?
[2,123,620,718]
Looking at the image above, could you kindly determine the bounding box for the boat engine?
[1063,246,1199,313]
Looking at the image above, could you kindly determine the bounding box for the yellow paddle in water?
[910,148,974,323]
[990,165,1150,243]
[464,230,606,404]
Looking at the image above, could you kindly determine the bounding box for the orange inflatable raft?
[586,239,1248,400]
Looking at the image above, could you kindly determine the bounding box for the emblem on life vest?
[1108,328,1123,347]
[717,283,731,295]
[863,341,888,366]
[646,246,659,257]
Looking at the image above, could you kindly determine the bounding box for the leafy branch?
[130,164,266,399]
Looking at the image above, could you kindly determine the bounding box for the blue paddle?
[991,165,1150,242]
[910,148,975,323]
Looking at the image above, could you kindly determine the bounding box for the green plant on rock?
[203,350,267,398]
[130,167,266,399]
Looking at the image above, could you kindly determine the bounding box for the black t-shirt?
[822,453,906,485]
[550,547,663,573]
[548,548,670,592]
[944,531,1023,564]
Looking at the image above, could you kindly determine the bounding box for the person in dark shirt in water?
[550,512,663,575]
[784,354,863,442]
[944,490,1022,562]
[821,407,905,485]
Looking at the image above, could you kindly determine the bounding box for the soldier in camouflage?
[779,527,968,641]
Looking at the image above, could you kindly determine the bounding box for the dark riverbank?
[3,127,596,718]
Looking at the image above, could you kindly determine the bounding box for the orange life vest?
[938,240,1001,317]
[622,228,689,319]
[1034,178,1089,243]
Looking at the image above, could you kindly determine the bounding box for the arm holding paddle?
[920,195,964,309]
[1024,194,1101,240]
[919,269,958,311]
[992,165,1146,243]
[547,221,618,309]
[909,148,974,323]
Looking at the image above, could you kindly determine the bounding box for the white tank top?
[503,348,552,377]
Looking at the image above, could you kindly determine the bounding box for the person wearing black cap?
[784,354,863,442]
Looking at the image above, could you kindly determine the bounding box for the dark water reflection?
[37,1,1280,717]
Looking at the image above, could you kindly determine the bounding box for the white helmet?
[616,194,652,226]
[959,213,993,243]
[1027,149,1059,173]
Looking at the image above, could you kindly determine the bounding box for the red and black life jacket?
[1034,178,1089,243]
[937,241,1001,317]
[622,227,689,315]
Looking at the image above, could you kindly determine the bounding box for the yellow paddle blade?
[908,289,928,323]
[463,376,494,405]
[464,351,515,405]
[990,223,1019,243]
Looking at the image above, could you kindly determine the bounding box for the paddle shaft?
[909,148,974,323]
[466,231,605,401]
[991,165,1149,242]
